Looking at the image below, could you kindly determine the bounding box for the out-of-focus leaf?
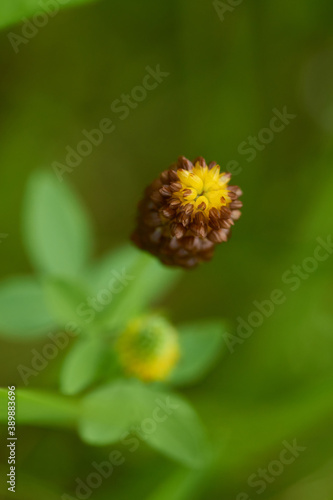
[168,320,225,386]
[84,244,140,294]
[79,379,209,468]
[143,390,209,469]
[0,0,98,30]
[22,170,93,277]
[42,276,90,329]
[86,245,181,331]
[79,379,140,445]
[60,337,106,395]
[0,276,56,338]
[0,388,78,427]
[147,468,208,500]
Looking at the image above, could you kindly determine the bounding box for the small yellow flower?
[116,315,180,382]
[173,162,232,219]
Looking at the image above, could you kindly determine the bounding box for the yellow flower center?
[116,316,180,382]
[173,162,231,218]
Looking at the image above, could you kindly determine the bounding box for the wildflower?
[116,315,180,382]
[132,156,243,268]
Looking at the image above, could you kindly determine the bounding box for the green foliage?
[141,390,209,469]
[147,469,207,500]
[0,170,181,350]
[0,171,216,470]
[88,246,182,331]
[42,275,89,328]
[168,320,225,386]
[60,337,106,395]
[79,379,209,468]
[0,0,98,30]
[23,170,93,277]
[0,387,79,427]
[79,379,144,444]
[0,276,56,337]
[84,245,141,294]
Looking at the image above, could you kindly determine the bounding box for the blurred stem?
[0,388,79,428]
[147,467,209,500]
[2,376,333,475]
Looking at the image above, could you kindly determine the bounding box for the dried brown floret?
[131,156,243,268]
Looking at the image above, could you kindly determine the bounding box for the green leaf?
[79,380,209,468]
[0,276,57,338]
[143,390,209,469]
[0,0,98,30]
[42,276,90,329]
[60,337,106,395]
[147,468,208,500]
[22,170,93,277]
[86,245,182,331]
[0,388,78,427]
[84,244,140,294]
[79,379,141,445]
[168,320,225,386]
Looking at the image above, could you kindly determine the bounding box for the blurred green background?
[1,0,333,498]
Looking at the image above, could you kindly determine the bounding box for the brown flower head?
[131,156,243,268]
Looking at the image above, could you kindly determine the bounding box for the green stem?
[0,388,79,429]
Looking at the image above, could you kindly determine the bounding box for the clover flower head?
[132,156,243,268]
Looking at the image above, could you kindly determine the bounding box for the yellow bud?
[116,315,180,382]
